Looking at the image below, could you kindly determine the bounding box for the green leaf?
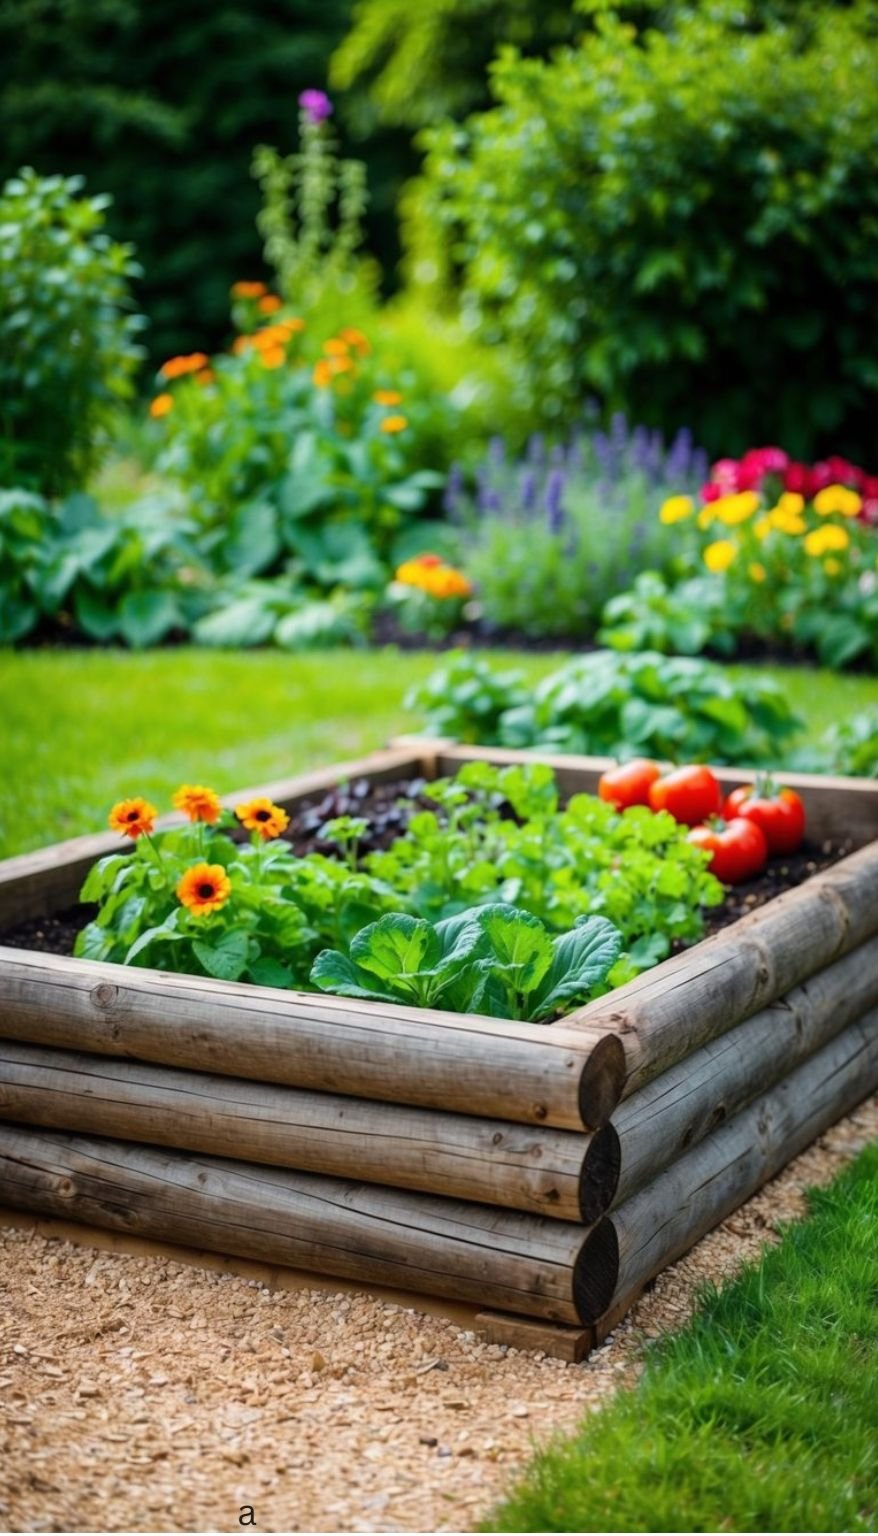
[475,904,553,992]
[117,589,181,648]
[73,585,119,641]
[350,913,440,983]
[310,949,396,1002]
[193,597,277,648]
[529,916,623,1019]
[192,929,250,982]
[80,854,130,902]
[248,956,295,989]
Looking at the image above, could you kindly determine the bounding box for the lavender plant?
[450,413,707,639]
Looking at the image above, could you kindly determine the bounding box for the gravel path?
[2,1094,876,1534]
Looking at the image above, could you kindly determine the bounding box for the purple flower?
[544,469,566,533]
[519,469,538,514]
[299,89,333,125]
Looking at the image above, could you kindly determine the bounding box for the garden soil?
[1,1092,876,1534]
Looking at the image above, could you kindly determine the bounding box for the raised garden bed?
[0,742,877,1359]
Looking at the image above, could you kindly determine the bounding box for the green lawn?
[487,1144,878,1534]
[1,647,877,858]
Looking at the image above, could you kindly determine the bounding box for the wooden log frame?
[0,740,877,1348]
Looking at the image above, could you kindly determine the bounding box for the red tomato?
[648,765,723,826]
[688,817,768,884]
[598,758,662,810]
[723,782,806,857]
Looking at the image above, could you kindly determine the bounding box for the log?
[0,1041,620,1222]
[565,842,878,1099]
[432,743,878,848]
[0,949,626,1132]
[577,1008,878,1324]
[0,1126,618,1324]
[0,747,426,925]
[612,936,878,1205]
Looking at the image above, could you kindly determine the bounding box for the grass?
[488,1144,878,1533]
[1,647,877,858]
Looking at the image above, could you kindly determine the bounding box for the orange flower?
[196,368,215,386]
[172,784,223,825]
[339,327,370,355]
[373,389,402,407]
[149,393,174,419]
[380,414,407,434]
[231,335,252,355]
[329,353,353,374]
[258,294,283,314]
[323,337,349,357]
[395,555,471,599]
[277,317,305,336]
[260,346,286,369]
[313,359,333,388]
[231,281,268,299]
[177,862,232,916]
[235,797,290,840]
[159,353,209,380]
[108,796,157,840]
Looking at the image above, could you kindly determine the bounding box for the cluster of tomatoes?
[597,760,806,885]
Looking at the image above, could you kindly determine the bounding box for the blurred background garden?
[3,0,878,855]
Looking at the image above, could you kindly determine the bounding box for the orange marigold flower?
[258,294,283,314]
[231,281,268,299]
[338,326,370,354]
[177,862,232,915]
[235,797,290,840]
[108,796,157,840]
[149,393,174,419]
[260,346,286,369]
[323,337,350,357]
[159,353,209,380]
[373,389,402,407]
[172,784,223,824]
[313,359,333,388]
[329,354,353,374]
[424,566,472,599]
[380,414,408,434]
[277,316,306,335]
[196,368,215,386]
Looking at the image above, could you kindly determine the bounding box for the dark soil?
[0,777,854,962]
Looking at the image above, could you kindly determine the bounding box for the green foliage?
[0,0,358,360]
[488,1142,878,1534]
[0,169,144,496]
[820,709,878,779]
[418,3,878,458]
[311,904,622,1021]
[599,571,735,656]
[407,650,802,767]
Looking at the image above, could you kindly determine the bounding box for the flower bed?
[0,743,876,1355]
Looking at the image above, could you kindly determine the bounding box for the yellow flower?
[804,525,850,557]
[768,508,807,537]
[235,797,290,841]
[177,863,232,916]
[659,495,694,525]
[149,393,174,419]
[373,389,403,407]
[778,492,805,516]
[172,785,223,825]
[313,359,333,388]
[380,414,408,434]
[704,539,737,573]
[396,554,471,599]
[813,484,862,518]
[696,505,715,531]
[753,515,773,541]
[748,562,767,584]
[323,337,349,357]
[823,558,843,577]
[108,796,157,840]
[714,491,760,526]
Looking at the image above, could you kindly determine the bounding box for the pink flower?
[299,89,333,125]
[825,455,862,488]
[710,458,741,491]
[741,446,789,478]
[809,461,835,494]
[783,461,811,496]
[862,498,878,525]
[700,482,723,503]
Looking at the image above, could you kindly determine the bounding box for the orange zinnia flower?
[177,862,232,915]
[323,337,349,357]
[108,796,157,840]
[231,281,268,299]
[313,359,333,388]
[373,389,402,407]
[339,327,370,355]
[159,353,209,380]
[172,784,223,825]
[235,798,290,840]
[150,393,174,419]
[258,294,283,314]
[380,414,407,434]
[260,346,286,369]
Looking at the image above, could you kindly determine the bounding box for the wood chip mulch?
[1,1093,876,1534]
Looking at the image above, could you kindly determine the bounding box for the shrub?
[0,168,144,496]
[820,711,878,780]
[418,4,878,459]
[453,414,706,638]
[406,650,803,766]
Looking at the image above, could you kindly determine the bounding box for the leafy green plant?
[311,904,622,1021]
[406,651,802,767]
[599,571,735,657]
[820,709,878,780]
[417,3,878,459]
[0,168,145,496]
